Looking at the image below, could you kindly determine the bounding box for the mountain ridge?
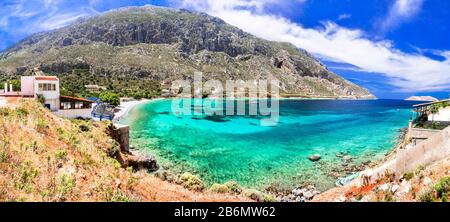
[0,6,375,99]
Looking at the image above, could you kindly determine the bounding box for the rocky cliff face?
[0,6,375,98]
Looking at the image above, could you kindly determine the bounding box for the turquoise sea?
[120,99,419,191]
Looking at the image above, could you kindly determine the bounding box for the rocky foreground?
[313,156,450,202]
[0,100,250,202]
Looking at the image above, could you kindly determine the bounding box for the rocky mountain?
[0,6,374,98]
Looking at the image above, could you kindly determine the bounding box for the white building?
[19,68,94,119]
[21,75,60,111]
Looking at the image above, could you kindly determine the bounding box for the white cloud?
[0,0,97,33]
[379,0,425,32]
[39,8,97,30]
[337,14,351,21]
[176,0,449,92]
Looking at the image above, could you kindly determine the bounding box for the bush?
[210,183,229,193]
[244,189,263,202]
[99,91,120,107]
[434,177,450,201]
[10,79,21,91]
[57,174,76,200]
[224,181,242,194]
[55,149,68,161]
[418,188,434,202]
[37,94,45,106]
[180,173,204,191]
[36,118,48,134]
[403,172,414,181]
[14,107,29,118]
[262,193,277,202]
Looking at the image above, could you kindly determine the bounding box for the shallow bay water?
[120,99,418,191]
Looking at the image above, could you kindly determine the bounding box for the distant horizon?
[1,0,449,99]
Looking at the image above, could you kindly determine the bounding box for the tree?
[99,91,120,107]
[430,104,440,123]
[10,79,21,91]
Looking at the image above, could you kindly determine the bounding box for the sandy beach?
[113,98,165,122]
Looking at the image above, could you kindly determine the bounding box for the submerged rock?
[308,154,321,162]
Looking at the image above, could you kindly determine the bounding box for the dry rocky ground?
[0,99,251,202]
[313,156,450,202]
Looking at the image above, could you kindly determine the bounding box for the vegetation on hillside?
[0,68,161,100]
[57,69,161,99]
[0,100,134,201]
[0,100,249,202]
[99,91,120,107]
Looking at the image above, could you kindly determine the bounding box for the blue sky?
[0,0,449,99]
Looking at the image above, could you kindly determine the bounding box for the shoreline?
[118,97,410,202]
[113,98,165,122]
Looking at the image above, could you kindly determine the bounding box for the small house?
[20,68,94,119]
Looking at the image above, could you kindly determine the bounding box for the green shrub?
[57,174,76,200]
[14,107,28,118]
[17,161,39,192]
[415,165,425,174]
[262,193,277,202]
[418,188,434,202]
[36,118,48,134]
[55,149,68,161]
[210,183,229,193]
[434,177,450,201]
[224,181,243,194]
[0,150,9,163]
[100,91,120,107]
[384,192,395,202]
[403,172,414,181]
[244,189,263,202]
[107,189,130,202]
[10,79,21,91]
[0,108,10,116]
[37,94,45,106]
[180,173,204,191]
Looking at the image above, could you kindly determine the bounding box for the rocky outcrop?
[0,6,374,98]
[125,155,158,171]
[107,123,130,152]
[278,185,320,202]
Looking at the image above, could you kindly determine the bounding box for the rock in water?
[308,154,321,162]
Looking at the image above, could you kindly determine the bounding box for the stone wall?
[53,109,92,119]
[395,126,450,176]
[410,128,441,145]
[108,123,130,152]
[359,126,450,186]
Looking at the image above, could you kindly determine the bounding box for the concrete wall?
[395,126,450,176]
[34,79,60,111]
[410,128,440,140]
[430,107,450,122]
[53,109,92,119]
[20,76,35,97]
[359,126,450,185]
